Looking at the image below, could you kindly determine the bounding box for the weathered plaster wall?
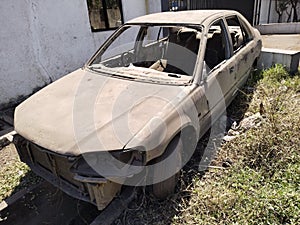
[0,0,161,108]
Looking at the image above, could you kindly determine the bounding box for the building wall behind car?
[255,0,300,24]
[0,0,161,109]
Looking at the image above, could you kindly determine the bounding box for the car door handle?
[230,66,235,73]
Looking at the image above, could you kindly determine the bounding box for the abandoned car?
[14,10,261,210]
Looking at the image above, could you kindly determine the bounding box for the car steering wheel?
[120,51,134,66]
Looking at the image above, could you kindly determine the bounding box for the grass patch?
[0,145,41,202]
[182,164,299,224]
[0,161,30,201]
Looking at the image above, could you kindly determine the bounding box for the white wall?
[123,0,147,21]
[0,0,161,108]
[147,0,162,14]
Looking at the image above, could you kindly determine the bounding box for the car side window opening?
[131,25,201,76]
[151,26,201,76]
[225,16,253,52]
[91,25,202,77]
[204,20,230,72]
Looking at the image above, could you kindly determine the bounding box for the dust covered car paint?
[14,10,261,210]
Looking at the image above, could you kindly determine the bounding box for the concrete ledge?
[0,131,16,150]
[258,47,300,73]
[256,23,300,34]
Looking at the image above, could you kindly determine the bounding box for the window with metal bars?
[86,0,123,32]
[168,0,187,11]
[167,0,215,11]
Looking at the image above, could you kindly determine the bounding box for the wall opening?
[87,0,124,32]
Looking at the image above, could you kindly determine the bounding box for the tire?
[249,60,258,80]
[152,136,182,199]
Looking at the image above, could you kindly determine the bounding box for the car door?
[200,18,236,128]
[224,15,256,90]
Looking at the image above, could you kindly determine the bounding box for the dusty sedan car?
[14,10,261,210]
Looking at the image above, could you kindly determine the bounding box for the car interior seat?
[163,28,199,75]
[205,32,225,69]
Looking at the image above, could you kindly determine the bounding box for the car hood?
[15,69,186,156]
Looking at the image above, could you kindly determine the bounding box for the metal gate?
[161,0,255,24]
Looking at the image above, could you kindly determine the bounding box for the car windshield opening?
[88,24,202,82]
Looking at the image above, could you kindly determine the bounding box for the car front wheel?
[152,136,182,199]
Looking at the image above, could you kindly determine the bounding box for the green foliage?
[0,147,42,202]
[262,64,289,81]
[0,161,30,201]
[181,164,300,224]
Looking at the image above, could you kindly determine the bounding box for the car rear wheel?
[152,136,182,199]
[249,59,258,80]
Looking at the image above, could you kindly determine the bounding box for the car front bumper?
[13,135,122,210]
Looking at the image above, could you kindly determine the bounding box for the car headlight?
[71,149,145,179]
[110,149,145,166]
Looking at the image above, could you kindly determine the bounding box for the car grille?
[13,135,90,202]
[14,135,122,210]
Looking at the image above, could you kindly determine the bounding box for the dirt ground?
[262,34,300,51]
[0,181,99,225]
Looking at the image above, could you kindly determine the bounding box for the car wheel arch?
[150,124,198,167]
[150,125,198,199]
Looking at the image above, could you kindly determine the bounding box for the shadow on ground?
[0,181,99,225]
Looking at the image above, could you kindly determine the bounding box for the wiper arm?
[87,65,136,80]
[88,65,103,70]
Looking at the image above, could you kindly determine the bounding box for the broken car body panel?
[14,10,262,210]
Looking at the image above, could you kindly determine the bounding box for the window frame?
[224,15,253,54]
[203,18,232,73]
[86,0,124,32]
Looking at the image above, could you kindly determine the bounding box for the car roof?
[127,10,237,25]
